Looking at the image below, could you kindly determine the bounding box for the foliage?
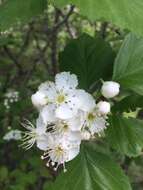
[0,0,47,30]
[51,0,143,36]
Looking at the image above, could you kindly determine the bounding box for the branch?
[3,45,23,74]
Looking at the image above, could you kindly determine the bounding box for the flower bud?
[101,81,120,98]
[31,91,47,108]
[97,101,110,115]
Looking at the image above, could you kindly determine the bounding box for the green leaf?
[51,0,143,37]
[0,0,47,30]
[113,33,143,95]
[112,94,143,113]
[48,143,131,190]
[106,115,143,157]
[59,33,115,90]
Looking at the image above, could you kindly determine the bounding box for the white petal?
[66,146,80,162]
[89,117,106,134]
[76,90,96,112]
[55,72,78,91]
[55,104,77,119]
[39,81,57,102]
[36,117,47,135]
[66,131,81,143]
[31,91,48,108]
[67,111,84,131]
[36,134,51,151]
[40,104,57,125]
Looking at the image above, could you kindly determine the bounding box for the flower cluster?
[4,90,19,109]
[3,130,22,141]
[21,72,120,172]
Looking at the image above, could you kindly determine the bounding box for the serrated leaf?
[51,0,143,37]
[0,0,47,30]
[113,33,143,95]
[48,143,131,190]
[60,33,115,90]
[106,115,143,157]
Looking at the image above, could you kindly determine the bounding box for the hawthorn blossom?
[21,71,114,172]
[82,108,107,135]
[41,133,80,172]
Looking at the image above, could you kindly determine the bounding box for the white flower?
[21,117,48,150]
[51,119,83,141]
[83,109,107,135]
[31,72,96,120]
[3,130,22,141]
[89,117,107,135]
[96,101,111,115]
[101,81,120,98]
[41,133,80,172]
[35,72,80,119]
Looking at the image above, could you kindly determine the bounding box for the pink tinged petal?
[55,72,78,91]
[55,104,77,119]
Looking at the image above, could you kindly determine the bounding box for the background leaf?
[51,0,143,37]
[113,33,143,95]
[106,115,143,157]
[60,33,115,90]
[48,143,132,190]
[112,94,143,113]
[0,0,47,30]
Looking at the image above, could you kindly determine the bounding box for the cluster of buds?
[21,72,120,172]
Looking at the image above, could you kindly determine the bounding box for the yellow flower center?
[55,146,64,156]
[57,94,65,104]
[88,113,95,121]
[63,124,69,132]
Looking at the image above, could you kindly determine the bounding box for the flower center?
[88,113,95,121]
[57,94,65,104]
[63,124,69,131]
[55,146,64,156]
